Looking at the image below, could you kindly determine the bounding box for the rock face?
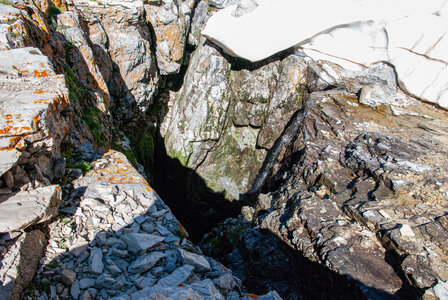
[0,47,70,178]
[240,83,448,298]
[144,0,195,75]
[161,37,306,200]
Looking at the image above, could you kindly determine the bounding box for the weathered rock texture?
[0,47,70,178]
[243,85,448,298]
[161,38,306,200]
[26,151,281,299]
[144,0,195,75]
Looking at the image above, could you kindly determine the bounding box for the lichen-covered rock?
[160,40,306,200]
[144,0,195,75]
[0,47,70,178]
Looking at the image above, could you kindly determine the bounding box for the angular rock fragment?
[121,233,164,254]
[0,185,61,232]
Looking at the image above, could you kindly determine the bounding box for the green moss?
[207,5,212,12]
[174,228,186,241]
[133,125,155,167]
[66,161,92,174]
[0,0,14,6]
[47,6,62,24]
[82,107,106,147]
[63,65,85,102]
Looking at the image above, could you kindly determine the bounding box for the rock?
[190,279,224,299]
[80,290,92,300]
[156,264,195,289]
[144,0,195,74]
[121,233,164,254]
[161,41,307,200]
[258,291,283,300]
[178,249,211,272]
[105,238,128,249]
[0,47,70,177]
[88,248,104,274]
[70,280,80,299]
[0,230,46,300]
[213,273,237,296]
[79,278,96,289]
[61,269,76,285]
[95,273,115,289]
[128,251,166,274]
[136,273,157,289]
[0,185,61,233]
[434,281,448,300]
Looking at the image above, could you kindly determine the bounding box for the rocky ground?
[1,0,448,299]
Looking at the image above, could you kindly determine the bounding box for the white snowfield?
[202,0,448,108]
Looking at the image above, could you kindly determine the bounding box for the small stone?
[79,278,96,289]
[70,280,80,299]
[87,288,97,299]
[121,233,164,254]
[128,251,166,274]
[434,281,448,300]
[151,266,165,277]
[157,264,195,288]
[61,269,76,285]
[135,215,145,224]
[258,291,283,300]
[96,232,107,246]
[96,273,116,289]
[179,249,211,272]
[106,263,122,275]
[213,273,237,295]
[80,290,91,300]
[399,224,415,237]
[3,171,14,189]
[136,273,157,289]
[156,225,171,236]
[105,237,127,249]
[111,248,129,258]
[141,222,155,234]
[89,247,104,274]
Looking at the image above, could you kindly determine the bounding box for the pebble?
[61,269,77,285]
[88,247,104,274]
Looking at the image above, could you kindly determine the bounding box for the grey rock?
[213,273,237,296]
[61,269,76,285]
[0,185,61,232]
[105,237,127,249]
[136,274,157,289]
[128,251,167,274]
[111,248,129,258]
[179,249,211,272]
[70,280,80,299]
[95,232,107,246]
[96,273,116,289]
[79,278,96,289]
[3,171,14,189]
[121,233,164,254]
[88,247,104,274]
[164,262,177,273]
[151,266,165,277]
[157,264,195,289]
[141,222,155,234]
[258,291,283,300]
[190,279,224,299]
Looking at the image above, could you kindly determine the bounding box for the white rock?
[434,281,448,300]
[399,224,415,237]
[156,264,195,289]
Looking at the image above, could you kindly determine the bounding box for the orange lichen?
[33,70,49,77]
[33,89,48,94]
[245,295,259,299]
[220,264,227,271]
[177,284,185,287]
[178,221,188,234]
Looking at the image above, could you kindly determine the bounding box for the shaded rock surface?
[24,151,280,299]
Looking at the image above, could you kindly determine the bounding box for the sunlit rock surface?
[0,47,70,177]
[202,0,448,108]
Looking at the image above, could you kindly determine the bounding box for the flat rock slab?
[0,185,61,232]
[0,47,69,176]
[121,233,164,254]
